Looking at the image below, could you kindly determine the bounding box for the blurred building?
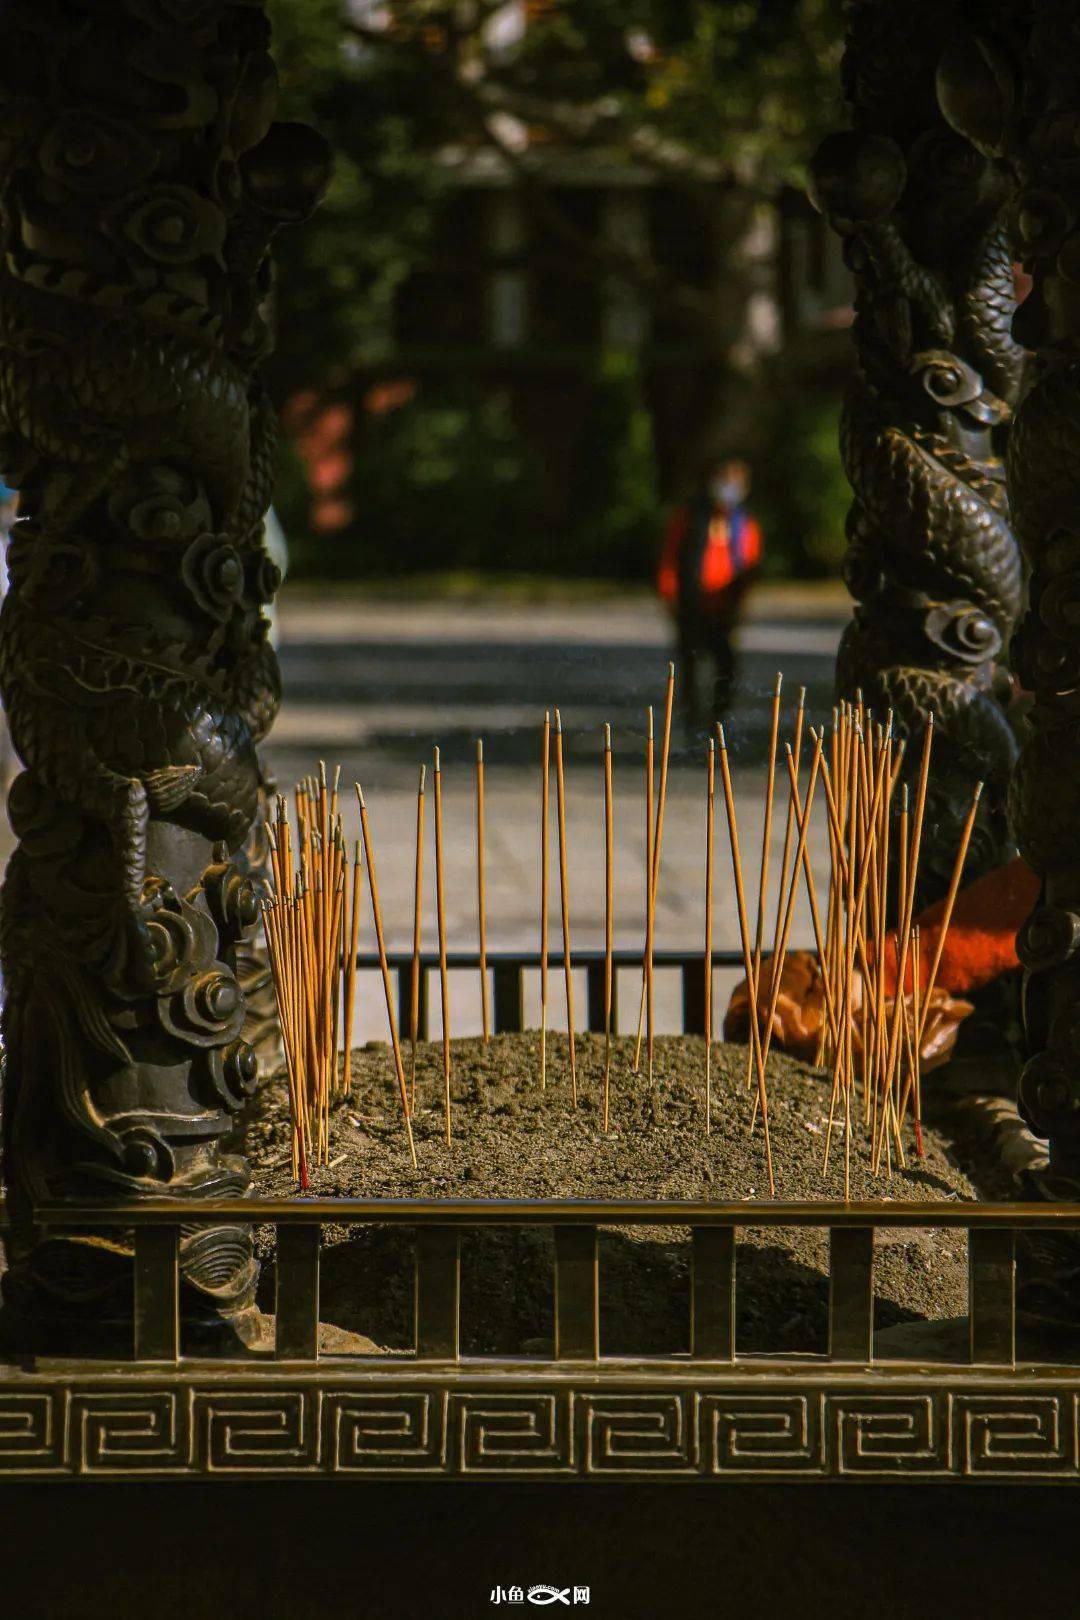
[296,1,856,571]
[388,156,853,493]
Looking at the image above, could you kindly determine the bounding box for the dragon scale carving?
[939,0,1080,1318]
[0,0,328,1344]
[810,0,1025,908]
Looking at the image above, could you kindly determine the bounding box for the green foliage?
[265,0,454,398]
[640,0,845,183]
[264,0,850,580]
[753,390,850,580]
[562,351,660,578]
[294,384,544,579]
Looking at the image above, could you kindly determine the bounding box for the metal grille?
[35,1196,1080,1372]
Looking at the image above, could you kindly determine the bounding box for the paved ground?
[0,582,847,1038]
[268,582,847,1040]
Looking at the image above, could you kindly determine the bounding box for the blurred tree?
[343,382,545,575]
[565,351,659,577]
[753,392,850,579]
[265,0,455,399]
[266,0,846,566]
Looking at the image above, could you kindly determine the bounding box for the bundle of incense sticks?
[257,672,979,1200]
[261,764,354,1187]
[720,684,980,1196]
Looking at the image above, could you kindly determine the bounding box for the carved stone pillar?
[809,0,1025,909]
[0,0,328,1347]
[940,2,1080,1317]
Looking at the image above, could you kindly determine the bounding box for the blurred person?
[657,455,762,722]
[262,504,288,648]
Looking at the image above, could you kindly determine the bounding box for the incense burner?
[0,948,1077,1485]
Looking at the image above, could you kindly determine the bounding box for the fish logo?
[528,1588,571,1607]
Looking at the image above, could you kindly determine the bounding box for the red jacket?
[657,503,761,607]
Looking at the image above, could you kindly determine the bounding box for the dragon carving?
[0,0,329,1345]
[939,0,1080,1321]
[809,0,1025,909]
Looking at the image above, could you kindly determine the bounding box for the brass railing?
[354,944,748,1037]
[23,944,1078,1373]
[36,1198,1080,1370]
[8,946,1080,1482]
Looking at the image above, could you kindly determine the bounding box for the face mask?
[711,479,742,507]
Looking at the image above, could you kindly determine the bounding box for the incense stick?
[911,924,923,1157]
[717,722,775,1195]
[634,706,654,1076]
[433,746,452,1145]
[749,732,824,1137]
[761,733,824,1069]
[356,784,418,1170]
[876,716,933,1170]
[553,709,577,1104]
[704,737,715,1135]
[540,711,550,1090]
[634,665,675,1073]
[409,764,425,1111]
[476,738,490,1045]
[916,781,983,1048]
[746,672,783,1092]
[603,722,614,1132]
[341,837,362,1099]
[647,663,674,1082]
[766,687,805,1015]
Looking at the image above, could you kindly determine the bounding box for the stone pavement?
[267,583,847,1041]
[0,583,847,1040]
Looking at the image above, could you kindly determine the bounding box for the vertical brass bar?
[968,1227,1016,1366]
[133,1224,179,1363]
[554,1225,599,1360]
[829,1225,874,1362]
[586,959,606,1032]
[399,961,429,1044]
[493,961,524,1033]
[415,1225,461,1360]
[682,957,708,1036]
[691,1225,735,1360]
[275,1223,320,1360]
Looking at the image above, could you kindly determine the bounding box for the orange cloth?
[723,856,1039,1071]
[876,855,1039,996]
[724,952,974,1072]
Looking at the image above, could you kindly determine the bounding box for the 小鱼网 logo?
[488,1585,589,1606]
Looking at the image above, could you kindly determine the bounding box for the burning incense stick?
[704,737,715,1135]
[476,738,490,1045]
[717,722,775,1195]
[356,784,418,1170]
[433,746,452,1144]
[409,764,426,1110]
[540,711,551,1090]
[603,721,614,1131]
[553,709,577,1104]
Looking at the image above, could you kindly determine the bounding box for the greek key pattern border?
[2,1375,1079,1480]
